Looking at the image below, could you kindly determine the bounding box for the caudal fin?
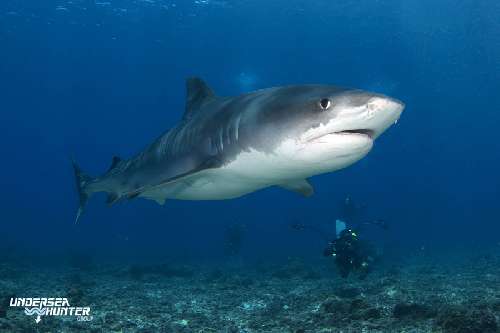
[72,159,93,223]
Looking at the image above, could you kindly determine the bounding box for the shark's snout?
[385,97,405,118]
[368,96,404,118]
[364,95,404,139]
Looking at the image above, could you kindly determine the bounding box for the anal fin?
[106,193,121,206]
[127,192,140,200]
[153,197,166,205]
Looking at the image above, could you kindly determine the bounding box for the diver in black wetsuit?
[323,228,374,279]
[290,196,384,279]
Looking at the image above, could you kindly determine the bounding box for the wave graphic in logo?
[24,307,46,316]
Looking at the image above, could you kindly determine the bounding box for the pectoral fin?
[278,179,314,197]
[125,156,220,199]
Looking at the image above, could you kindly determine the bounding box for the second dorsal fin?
[184,77,215,119]
[106,156,122,173]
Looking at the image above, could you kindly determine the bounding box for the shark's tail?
[71,159,94,224]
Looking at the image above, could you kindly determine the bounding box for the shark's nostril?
[367,102,377,111]
[366,104,377,118]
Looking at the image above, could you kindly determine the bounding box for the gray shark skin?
[73,78,404,222]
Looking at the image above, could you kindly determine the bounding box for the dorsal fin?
[107,156,122,173]
[184,77,215,119]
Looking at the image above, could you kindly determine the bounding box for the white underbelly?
[140,148,304,202]
[141,167,269,202]
[139,142,357,203]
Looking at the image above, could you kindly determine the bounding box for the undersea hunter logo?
[9,298,92,323]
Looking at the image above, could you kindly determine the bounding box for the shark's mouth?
[305,128,374,143]
[336,129,375,139]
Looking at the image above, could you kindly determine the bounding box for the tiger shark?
[73,77,404,222]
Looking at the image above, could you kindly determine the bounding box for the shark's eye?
[319,98,331,110]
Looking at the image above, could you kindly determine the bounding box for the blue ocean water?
[1,0,499,259]
[0,1,499,331]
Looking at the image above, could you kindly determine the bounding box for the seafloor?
[1,249,499,333]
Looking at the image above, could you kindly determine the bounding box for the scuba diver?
[290,195,387,279]
[290,218,381,279]
[323,226,374,279]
